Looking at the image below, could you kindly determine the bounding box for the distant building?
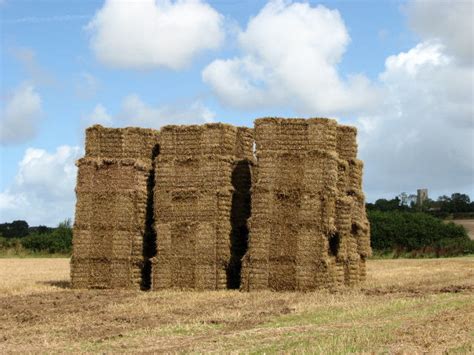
[417,188,428,206]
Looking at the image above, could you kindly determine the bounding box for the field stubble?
[0,257,473,353]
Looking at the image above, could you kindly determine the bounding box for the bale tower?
[71,125,160,289]
[71,118,370,291]
[240,118,371,291]
[151,124,253,290]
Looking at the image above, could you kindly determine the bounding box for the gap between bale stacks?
[71,119,370,291]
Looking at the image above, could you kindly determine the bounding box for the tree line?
[367,192,474,257]
[366,192,474,217]
[0,219,72,255]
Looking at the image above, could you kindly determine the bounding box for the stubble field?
[451,219,474,240]
[0,257,473,353]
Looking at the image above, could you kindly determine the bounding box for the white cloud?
[202,0,380,115]
[358,41,474,200]
[356,0,474,199]
[383,41,450,76]
[0,146,82,226]
[83,95,215,129]
[118,94,215,127]
[87,0,225,70]
[406,0,473,65]
[0,83,42,145]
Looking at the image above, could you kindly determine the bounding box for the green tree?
[0,220,29,238]
[368,210,474,257]
[21,219,72,254]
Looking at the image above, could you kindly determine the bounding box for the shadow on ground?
[37,280,71,289]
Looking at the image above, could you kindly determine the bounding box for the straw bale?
[254,118,337,153]
[336,125,358,160]
[85,125,160,160]
[70,256,143,289]
[303,149,338,191]
[331,258,345,287]
[154,155,236,191]
[335,196,353,235]
[240,257,269,291]
[269,262,297,291]
[72,229,144,259]
[343,258,361,287]
[159,123,253,159]
[151,220,235,290]
[337,158,350,194]
[313,258,332,289]
[154,188,234,223]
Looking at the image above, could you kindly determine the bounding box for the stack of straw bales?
[151,123,253,290]
[71,118,369,291]
[241,118,370,291]
[335,125,371,285]
[71,125,160,289]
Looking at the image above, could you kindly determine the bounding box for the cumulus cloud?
[406,0,473,65]
[202,0,379,115]
[82,95,214,129]
[358,41,474,200]
[0,83,42,145]
[87,0,225,70]
[0,146,82,226]
[355,0,474,200]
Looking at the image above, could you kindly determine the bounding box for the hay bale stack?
[151,123,253,290]
[85,125,160,160]
[242,118,370,291]
[241,118,342,291]
[335,126,371,284]
[71,119,369,292]
[71,125,160,289]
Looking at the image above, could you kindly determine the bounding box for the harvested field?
[450,219,474,240]
[1,257,473,353]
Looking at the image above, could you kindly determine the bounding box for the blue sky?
[1,0,473,226]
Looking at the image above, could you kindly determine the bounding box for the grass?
[0,257,473,353]
[0,249,70,258]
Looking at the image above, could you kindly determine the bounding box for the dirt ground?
[0,257,473,353]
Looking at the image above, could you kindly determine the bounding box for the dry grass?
[0,257,473,353]
[451,219,474,240]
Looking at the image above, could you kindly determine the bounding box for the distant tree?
[58,218,72,229]
[0,220,29,238]
[373,197,401,212]
[437,193,472,214]
[29,225,54,235]
[450,193,471,213]
[21,219,72,254]
[368,210,474,256]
